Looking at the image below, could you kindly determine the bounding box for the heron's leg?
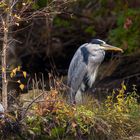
[68,88,76,104]
[75,89,83,104]
[75,83,86,104]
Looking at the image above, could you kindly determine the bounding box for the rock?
[0,103,4,119]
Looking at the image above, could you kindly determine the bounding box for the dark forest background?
[9,0,140,93]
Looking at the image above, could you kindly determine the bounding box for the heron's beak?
[100,44,123,53]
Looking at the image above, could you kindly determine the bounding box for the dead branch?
[21,91,46,120]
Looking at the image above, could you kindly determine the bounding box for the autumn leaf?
[19,84,24,90]
[72,122,77,128]
[10,72,14,78]
[2,67,5,72]
[17,66,21,71]
[17,80,21,83]
[12,68,17,74]
[123,85,126,90]
[14,14,21,20]
[23,71,27,78]
[124,17,132,30]
[0,2,6,8]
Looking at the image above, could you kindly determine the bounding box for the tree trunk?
[2,29,8,110]
[1,0,12,110]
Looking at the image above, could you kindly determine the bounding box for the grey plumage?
[67,44,88,103]
[67,39,123,104]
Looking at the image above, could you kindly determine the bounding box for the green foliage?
[0,1,6,8]
[36,0,48,8]
[58,0,140,53]
[26,116,42,135]
[109,9,140,53]
[32,0,48,9]
[85,26,96,36]
[54,18,71,28]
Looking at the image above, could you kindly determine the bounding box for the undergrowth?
[0,82,140,140]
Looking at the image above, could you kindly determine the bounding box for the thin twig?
[21,91,46,121]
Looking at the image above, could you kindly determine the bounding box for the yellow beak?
[100,44,123,53]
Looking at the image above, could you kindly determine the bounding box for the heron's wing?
[67,43,88,93]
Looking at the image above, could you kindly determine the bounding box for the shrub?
[22,82,140,139]
[109,9,140,53]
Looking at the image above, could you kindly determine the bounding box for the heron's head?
[90,39,123,53]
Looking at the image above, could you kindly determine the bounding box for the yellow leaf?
[14,14,21,20]
[17,80,21,83]
[123,85,126,90]
[23,71,27,78]
[12,68,17,74]
[10,72,14,78]
[17,66,21,71]
[2,67,5,72]
[19,84,24,91]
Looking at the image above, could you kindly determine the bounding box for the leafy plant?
[21,82,140,139]
[109,9,140,53]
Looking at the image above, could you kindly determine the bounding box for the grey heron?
[67,39,123,104]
